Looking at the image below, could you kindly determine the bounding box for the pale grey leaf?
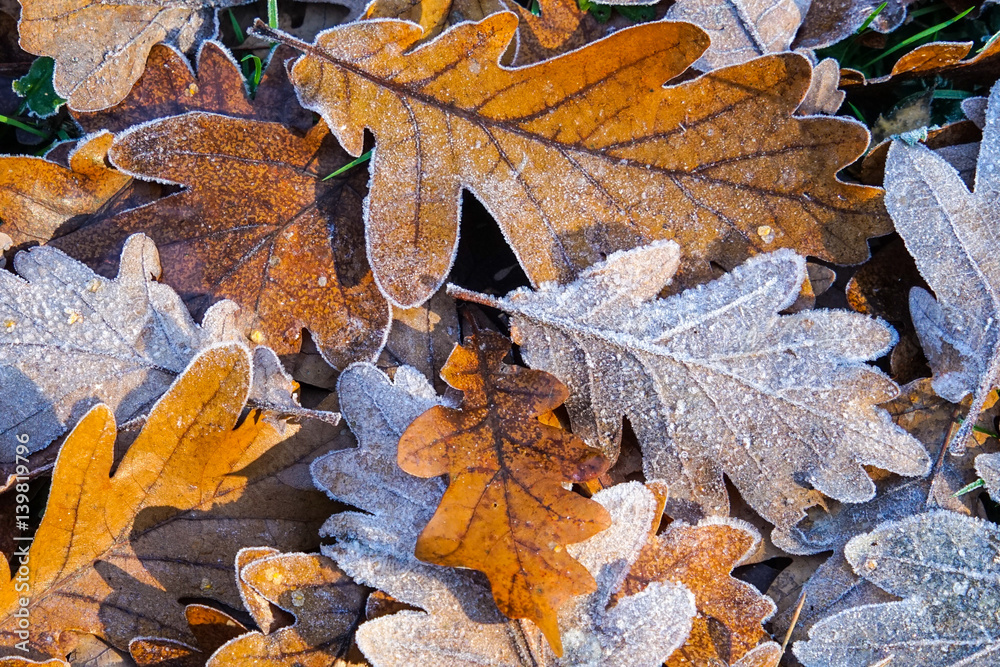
[0,233,329,461]
[964,96,988,129]
[472,241,929,530]
[311,381,695,667]
[664,0,804,70]
[797,57,845,115]
[795,511,1000,666]
[794,0,906,49]
[885,78,1000,453]
[976,452,1000,497]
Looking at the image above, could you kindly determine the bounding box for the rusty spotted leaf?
[17,0,254,111]
[73,42,313,134]
[397,331,611,652]
[0,234,335,462]
[0,344,341,659]
[0,132,155,262]
[128,605,248,667]
[460,241,930,531]
[614,513,777,667]
[206,552,365,666]
[272,14,887,307]
[795,511,1000,666]
[51,114,391,369]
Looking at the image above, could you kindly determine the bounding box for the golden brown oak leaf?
[128,605,248,667]
[268,14,887,307]
[51,114,390,369]
[0,132,156,263]
[499,0,603,65]
[0,343,340,660]
[206,551,365,666]
[73,41,313,134]
[614,511,777,667]
[17,0,254,111]
[397,330,612,654]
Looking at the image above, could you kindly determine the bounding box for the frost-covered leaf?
[884,78,1000,453]
[664,0,805,70]
[459,241,930,530]
[397,331,611,652]
[206,552,365,666]
[129,604,248,666]
[0,344,339,659]
[795,511,1000,666]
[614,512,777,667]
[377,288,459,393]
[52,113,391,369]
[275,14,886,307]
[12,57,65,118]
[0,234,335,461]
[794,0,907,49]
[976,452,1000,497]
[73,41,313,134]
[17,0,254,111]
[0,132,152,261]
[312,364,696,665]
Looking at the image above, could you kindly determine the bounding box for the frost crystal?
[461,240,930,529]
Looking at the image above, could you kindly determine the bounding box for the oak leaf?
[377,288,460,392]
[0,234,334,461]
[0,132,153,262]
[73,41,313,134]
[17,0,254,111]
[884,78,1000,453]
[274,13,887,307]
[615,512,777,666]
[313,364,695,665]
[456,240,931,530]
[794,511,1000,666]
[0,343,340,659]
[794,0,906,49]
[664,0,805,70]
[128,604,248,666]
[206,551,365,666]
[397,330,611,652]
[52,112,391,369]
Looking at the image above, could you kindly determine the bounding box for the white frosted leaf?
[665,0,804,70]
[795,511,1000,666]
[884,78,1000,453]
[0,233,327,461]
[473,241,930,530]
[311,385,696,667]
[976,452,1000,497]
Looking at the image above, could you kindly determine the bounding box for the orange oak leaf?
[0,343,340,660]
[51,114,391,369]
[0,132,156,262]
[500,0,603,65]
[17,0,254,111]
[73,41,313,134]
[128,605,248,667]
[397,330,612,654]
[614,501,777,667]
[206,551,365,666]
[262,14,887,307]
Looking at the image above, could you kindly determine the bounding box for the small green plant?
[13,57,66,118]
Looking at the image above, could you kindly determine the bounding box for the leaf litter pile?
[4,0,1000,665]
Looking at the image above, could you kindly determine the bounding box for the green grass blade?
[268,0,279,28]
[323,150,373,180]
[855,1,888,34]
[953,478,986,497]
[228,9,245,43]
[0,114,48,138]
